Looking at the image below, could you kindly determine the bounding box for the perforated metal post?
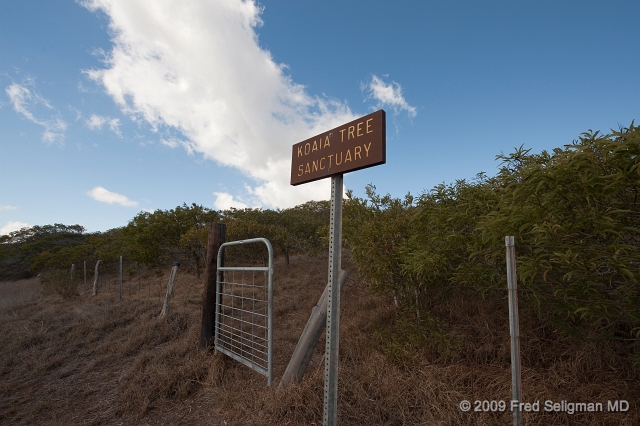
[324,174,343,426]
[506,236,522,426]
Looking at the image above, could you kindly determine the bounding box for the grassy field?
[0,253,637,425]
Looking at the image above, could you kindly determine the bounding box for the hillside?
[1,252,637,425]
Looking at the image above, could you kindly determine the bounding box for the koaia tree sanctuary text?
[290,110,386,185]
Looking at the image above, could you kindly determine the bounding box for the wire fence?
[58,257,196,302]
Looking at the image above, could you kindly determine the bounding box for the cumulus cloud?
[365,75,417,118]
[86,186,138,207]
[0,205,18,211]
[5,82,67,144]
[80,0,358,208]
[213,192,249,210]
[0,221,30,236]
[86,114,122,136]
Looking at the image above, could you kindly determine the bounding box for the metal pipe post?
[324,174,343,426]
[119,255,123,302]
[506,236,522,426]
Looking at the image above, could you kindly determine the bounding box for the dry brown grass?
[0,252,638,425]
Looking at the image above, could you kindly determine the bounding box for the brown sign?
[290,110,386,186]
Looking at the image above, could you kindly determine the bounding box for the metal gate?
[214,238,274,385]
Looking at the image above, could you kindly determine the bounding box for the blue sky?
[1,0,639,234]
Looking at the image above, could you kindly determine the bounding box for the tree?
[121,203,218,275]
[0,224,86,280]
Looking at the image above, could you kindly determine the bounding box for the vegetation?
[1,121,639,423]
[2,123,639,340]
[121,203,219,276]
[0,224,86,280]
[0,202,330,281]
[343,122,640,363]
[1,247,636,425]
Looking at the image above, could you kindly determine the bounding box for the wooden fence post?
[199,223,226,349]
[160,262,181,317]
[279,270,349,389]
[93,260,102,296]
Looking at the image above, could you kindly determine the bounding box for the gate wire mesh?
[215,238,274,385]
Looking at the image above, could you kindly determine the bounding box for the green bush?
[346,122,640,344]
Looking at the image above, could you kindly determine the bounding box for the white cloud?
[80,0,356,208]
[86,186,138,207]
[5,82,67,144]
[160,138,178,148]
[160,137,197,154]
[213,192,249,210]
[86,114,122,136]
[0,205,18,211]
[0,221,30,236]
[365,75,417,118]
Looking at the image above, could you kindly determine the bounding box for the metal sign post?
[506,236,522,426]
[324,174,343,425]
[290,109,385,426]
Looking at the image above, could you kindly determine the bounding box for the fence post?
[93,260,102,296]
[280,270,348,389]
[199,223,226,349]
[83,261,87,293]
[70,263,75,283]
[119,255,123,302]
[160,262,180,317]
[506,236,522,426]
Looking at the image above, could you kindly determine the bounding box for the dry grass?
[0,252,638,425]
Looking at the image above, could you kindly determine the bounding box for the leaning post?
[93,260,102,296]
[160,262,181,317]
[280,269,349,389]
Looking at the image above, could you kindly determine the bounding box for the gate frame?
[214,237,274,385]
